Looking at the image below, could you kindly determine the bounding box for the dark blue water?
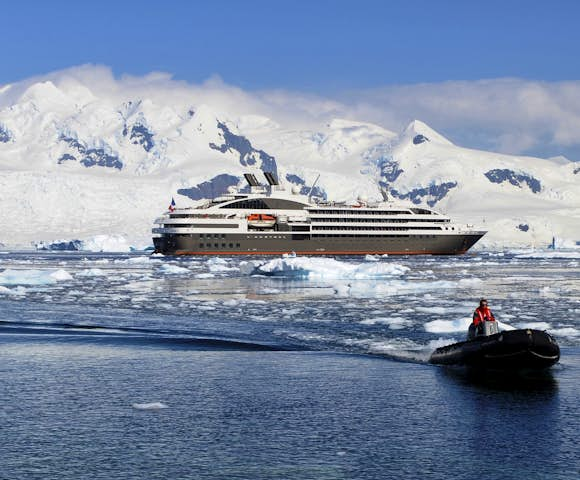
[1,336,578,480]
[1,251,579,479]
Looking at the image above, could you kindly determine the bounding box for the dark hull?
[429,329,560,370]
[153,232,484,256]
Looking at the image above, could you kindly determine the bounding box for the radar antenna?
[307,174,321,201]
[380,185,390,202]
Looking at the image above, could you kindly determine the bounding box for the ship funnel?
[263,171,279,186]
[243,173,260,187]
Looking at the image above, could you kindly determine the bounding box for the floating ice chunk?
[0,268,72,285]
[0,285,26,295]
[335,279,455,297]
[67,289,85,296]
[415,306,452,315]
[424,318,472,333]
[208,257,228,265]
[159,264,190,274]
[513,250,580,259]
[260,288,281,294]
[132,402,168,410]
[245,256,409,279]
[117,256,162,265]
[207,257,236,272]
[359,317,412,330]
[425,318,514,333]
[77,268,106,277]
[364,254,380,262]
[196,273,215,279]
[514,321,551,330]
[550,327,580,337]
[458,278,483,287]
[49,269,72,281]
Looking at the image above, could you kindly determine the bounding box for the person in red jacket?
[468,298,496,339]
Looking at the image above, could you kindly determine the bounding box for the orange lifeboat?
[247,213,276,229]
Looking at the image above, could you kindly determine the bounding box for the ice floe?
[159,264,190,274]
[512,249,580,259]
[242,256,409,279]
[76,268,106,277]
[424,318,515,333]
[0,268,72,285]
[132,402,168,410]
[359,317,412,330]
[0,285,27,295]
[207,257,237,272]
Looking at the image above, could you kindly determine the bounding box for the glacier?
[0,67,579,249]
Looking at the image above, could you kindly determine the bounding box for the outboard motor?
[482,320,499,336]
[467,320,499,340]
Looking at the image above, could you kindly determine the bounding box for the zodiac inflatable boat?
[429,321,560,370]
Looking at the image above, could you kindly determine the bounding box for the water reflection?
[437,365,559,394]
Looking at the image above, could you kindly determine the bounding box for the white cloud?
[344,79,580,158]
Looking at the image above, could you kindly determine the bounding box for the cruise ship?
[152,172,486,255]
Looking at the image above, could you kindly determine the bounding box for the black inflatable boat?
[429,327,560,370]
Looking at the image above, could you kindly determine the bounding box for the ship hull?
[153,232,484,256]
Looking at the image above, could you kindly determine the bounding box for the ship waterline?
[153,232,484,256]
[152,172,486,256]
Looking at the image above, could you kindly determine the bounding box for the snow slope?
[0,68,578,249]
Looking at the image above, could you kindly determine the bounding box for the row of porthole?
[199,233,227,238]
[199,243,241,248]
[246,235,288,239]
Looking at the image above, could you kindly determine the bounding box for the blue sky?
[2,0,579,90]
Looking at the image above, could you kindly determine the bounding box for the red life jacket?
[473,306,495,325]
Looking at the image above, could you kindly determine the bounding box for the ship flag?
[168,197,176,212]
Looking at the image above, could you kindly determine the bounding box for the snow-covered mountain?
[0,68,578,249]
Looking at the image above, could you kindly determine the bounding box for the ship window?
[221,199,269,209]
[236,243,240,247]
[229,243,233,248]
[214,243,219,248]
[222,243,226,247]
[221,234,226,238]
[200,234,204,238]
[199,244,204,248]
[206,243,211,248]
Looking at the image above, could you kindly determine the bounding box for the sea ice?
[425,318,515,333]
[0,285,27,295]
[132,402,168,410]
[424,318,472,333]
[77,268,106,277]
[359,317,412,330]
[244,256,409,279]
[514,321,551,330]
[207,257,236,272]
[0,268,72,285]
[159,264,190,274]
